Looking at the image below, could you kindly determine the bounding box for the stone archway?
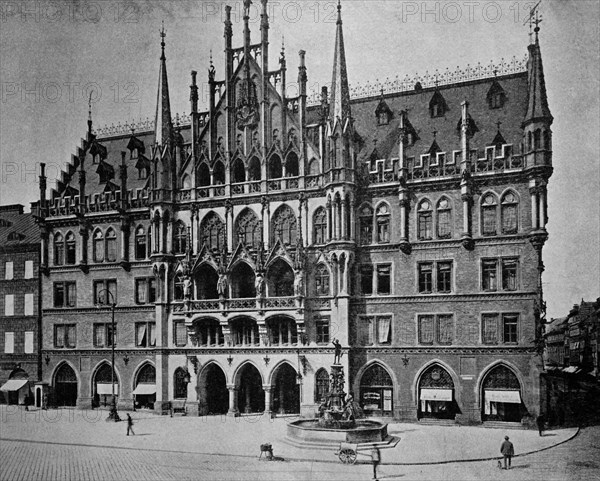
[417,364,458,420]
[54,363,78,407]
[198,363,228,415]
[92,363,118,408]
[132,364,156,410]
[236,363,264,414]
[271,363,300,415]
[359,363,394,416]
[481,364,524,422]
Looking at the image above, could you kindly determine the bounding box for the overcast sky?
[0,0,598,319]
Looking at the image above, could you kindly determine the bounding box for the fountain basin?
[287,419,388,445]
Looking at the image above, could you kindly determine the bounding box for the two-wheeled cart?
[335,442,369,464]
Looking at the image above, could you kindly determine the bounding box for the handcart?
[335,442,368,464]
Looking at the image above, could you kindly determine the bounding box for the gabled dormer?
[487,80,506,109]
[127,135,146,159]
[375,95,393,126]
[89,141,107,165]
[429,90,448,118]
[490,129,507,151]
[96,160,115,184]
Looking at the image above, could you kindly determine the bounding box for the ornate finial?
[159,21,166,57]
[496,120,502,131]
[433,130,437,139]
[380,87,385,98]
[524,0,542,43]
[281,35,285,57]
[337,0,342,24]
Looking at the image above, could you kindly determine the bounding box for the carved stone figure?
[294,269,304,297]
[217,272,228,297]
[332,338,342,364]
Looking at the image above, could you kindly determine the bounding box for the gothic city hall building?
[37,1,553,424]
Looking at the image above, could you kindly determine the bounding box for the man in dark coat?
[536,413,545,436]
[126,413,135,436]
[500,435,514,469]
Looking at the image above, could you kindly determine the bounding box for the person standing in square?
[126,413,135,436]
[500,435,514,469]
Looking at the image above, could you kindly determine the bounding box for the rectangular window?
[24,331,34,353]
[418,212,433,240]
[65,325,76,348]
[418,263,433,293]
[360,265,374,295]
[360,218,373,244]
[135,279,148,304]
[418,315,434,345]
[437,262,452,293]
[437,209,451,239]
[4,332,14,353]
[174,321,187,347]
[136,322,157,347]
[377,219,390,243]
[53,282,76,307]
[482,206,497,236]
[94,323,116,348]
[482,314,499,344]
[482,260,498,291]
[4,295,14,316]
[24,260,34,279]
[377,316,392,344]
[502,259,518,291]
[5,262,13,280]
[437,315,454,345]
[503,314,518,344]
[94,280,117,305]
[316,317,330,345]
[376,265,391,295]
[24,293,34,316]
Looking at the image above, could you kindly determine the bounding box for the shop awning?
[0,379,28,392]
[96,383,119,395]
[132,384,156,395]
[485,390,521,403]
[420,388,453,401]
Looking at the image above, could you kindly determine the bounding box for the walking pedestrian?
[126,413,135,436]
[536,413,545,436]
[500,435,514,469]
[371,447,380,480]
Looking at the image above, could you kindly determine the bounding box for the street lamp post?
[97,289,120,422]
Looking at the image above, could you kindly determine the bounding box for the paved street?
[0,406,598,480]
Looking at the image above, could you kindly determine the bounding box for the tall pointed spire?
[155,22,173,146]
[329,0,351,124]
[524,10,553,126]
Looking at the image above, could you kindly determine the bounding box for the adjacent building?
[37,1,554,424]
[0,204,41,405]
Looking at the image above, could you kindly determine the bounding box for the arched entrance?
[132,364,156,410]
[1,368,30,406]
[271,363,300,415]
[359,364,394,416]
[417,364,458,420]
[54,364,78,407]
[198,363,228,415]
[92,363,118,408]
[266,259,294,297]
[237,364,264,414]
[481,364,524,422]
[230,263,256,299]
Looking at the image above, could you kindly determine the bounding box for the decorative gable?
[490,130,507,150]
[375,96,393,126]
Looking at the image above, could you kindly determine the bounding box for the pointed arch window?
[487,81,506,109]
[308,158,320,175]
[481,194,498,236]
[93,230,104,263]
[135,226,147,260]
[268,154,283,179]
[232,158,246,184]
[501,192,518,234]
[200,213,225,251]
[248,157,261,181]
[174,367,188,399]
[285,152,299,177]
[436,198,452,239]
[315,368,330,403]
[376,203,390,243]
[65,232,76,265]
[417,200,433,241]
[54,232,65,266]
[213,161,225,185]
[173,222,187,254]
[271,205,297,245]
[197,162,210,187]
[235,209,261,249]
[429,91,448,118]
[313,208,327,245]
[105,228,117,262]
[315,264,330,296]
[359,205,374,245]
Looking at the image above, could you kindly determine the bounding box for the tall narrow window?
[376,204,390,243]
[360,265,374,295]
[482,260,498,291]
[502,258,518,291]
[4,262,13,280]
[503,314,518,344]
[437,262,452,293]
[418,315,434,344]
[93,230,104,262]
[65,232,76,265]
[418,263,433,293]
[418,200,433,240]
[315,264,330,296]
[54,233,65,266]
[235,209,261,249]
[359,205,374,244]
[271,205,297,245]
[173,222,187,254]
[174,273,185,301]
[200,213,225,251]
[482,314,499,344]
[105,228,117,262]
[376,264,391,295]
[135,226,147,259]
[315,318,330,345]
[377,316,392,344]
[437,315,453,344]
[436,198,452,239]
[501,192,518,234]
[313,208,327,245]
[174,321,188,347]
[481,194,498,236]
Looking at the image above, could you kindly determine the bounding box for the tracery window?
[200,213,225,251]
[315,264,330,296]
[54,233,64,266]
[481,194,498,236]
[376,203,390,243]
[501,192,518,234]
[235,209,261,249]
[359,205,373,244]
[93,230,104,263]
[313,208,327,244]
[65,232,76,265]
[418,200,433,240]
[173,222,187,254]
[271,205,297,245]
[105,228,117,262]
[436,198,452,239]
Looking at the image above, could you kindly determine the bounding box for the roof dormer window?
[375,96,393,126]
[429,91,448,118]
[487,81,506,109]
